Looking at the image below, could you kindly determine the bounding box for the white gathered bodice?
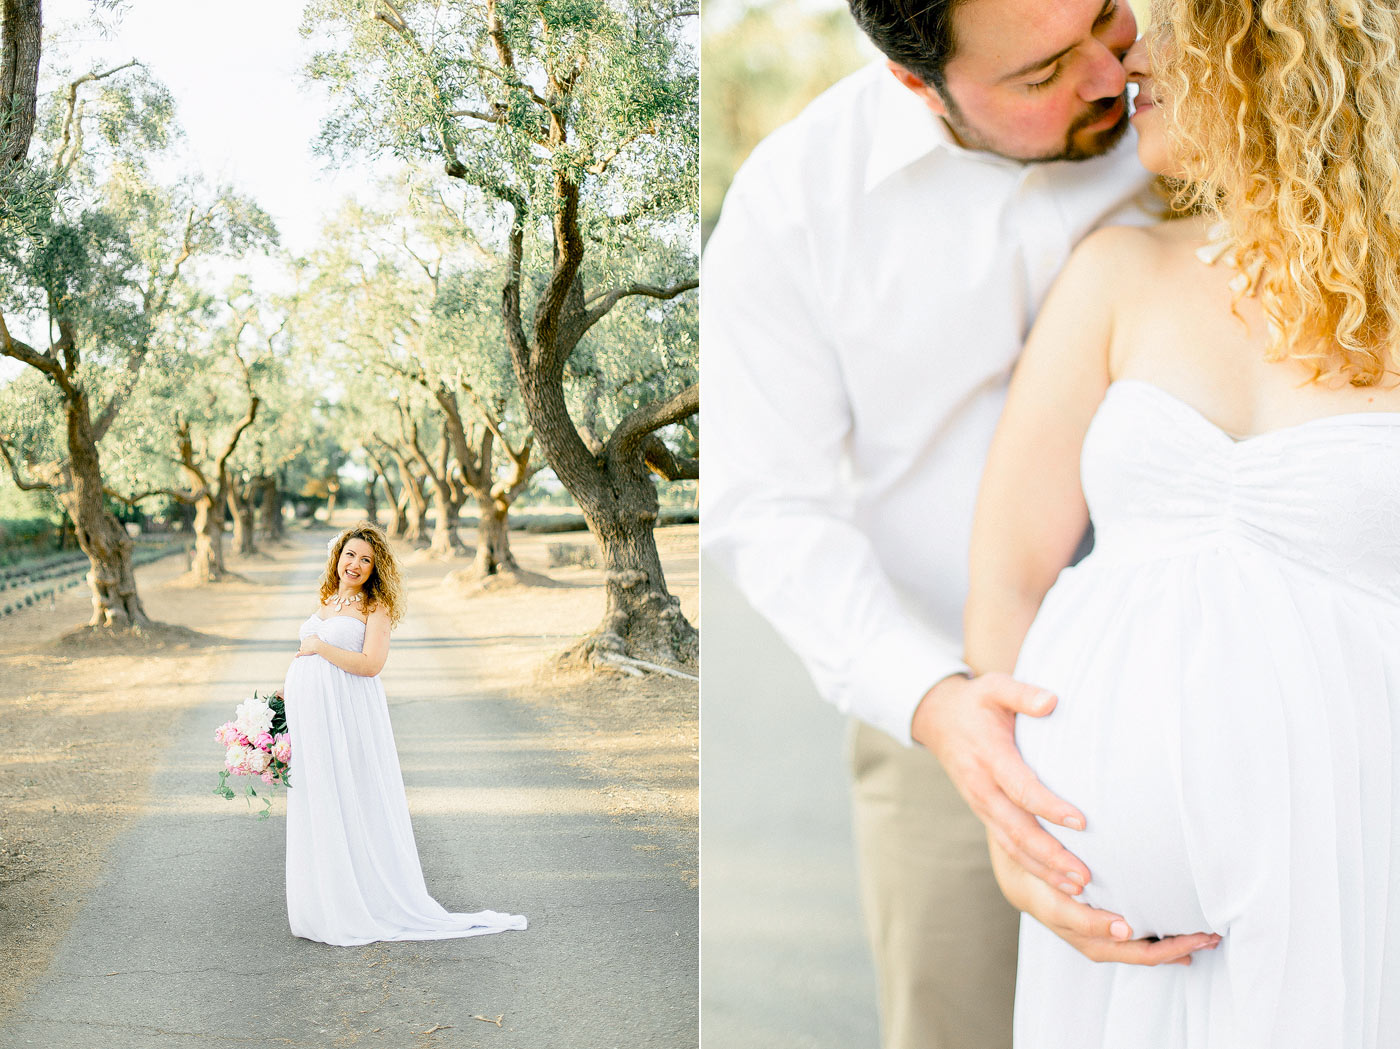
[1082,379,1400,603]
[298,614,368,654]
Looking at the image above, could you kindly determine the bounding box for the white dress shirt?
[701,62,1155,745]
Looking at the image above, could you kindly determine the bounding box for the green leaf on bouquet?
[213,769,275,820]
[268,693,288,736]
[245,784,273,821]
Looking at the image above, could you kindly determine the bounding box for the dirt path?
[0,525,697,1048]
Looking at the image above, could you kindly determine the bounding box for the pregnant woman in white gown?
[284,522,527,946]
[964,7,1400,1047]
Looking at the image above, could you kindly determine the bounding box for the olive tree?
[105,298,283,581]
[305,0,699,667]
[0,63,274,632]
[302,191,541,575]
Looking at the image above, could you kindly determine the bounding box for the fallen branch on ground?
[597,653,698,681]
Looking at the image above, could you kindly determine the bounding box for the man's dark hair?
[847,0,966,91]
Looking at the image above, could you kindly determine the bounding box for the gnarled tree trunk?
[474,160,697,667]
[363,475,378,526]
[444,382,541,586]
[227,479,257,555]
[515,358,698,667]
[323,474,340,525]
[388,489,409,538]
[366,446,408,539]
[425,483,467,558]
[472,494,519,577]
[401,413,468,558]
[0,0,42,171]
[260,472,284,540]
[62,393,152,630]
[388,447,427,545]
[168,386,257,583]
[188,490,226,581]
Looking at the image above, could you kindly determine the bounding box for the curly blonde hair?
[1154,0,1400,384]
[318,521,405,626]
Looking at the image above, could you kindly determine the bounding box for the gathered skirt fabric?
[284,614,527,946]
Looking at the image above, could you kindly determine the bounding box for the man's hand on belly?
[912,671,1090,893]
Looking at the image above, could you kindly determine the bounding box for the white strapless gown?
[1013,380,1400,1048]
[283,613,527,946]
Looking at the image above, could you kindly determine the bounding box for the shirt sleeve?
[700,160,969,746]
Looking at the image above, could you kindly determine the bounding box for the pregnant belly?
[1014,650,1212,939]
[283,654,321,696]
[1011,563,1311,940]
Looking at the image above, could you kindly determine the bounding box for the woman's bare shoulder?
[1071,215,1207,273]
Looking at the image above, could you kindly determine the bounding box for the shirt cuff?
[845,618,970,747]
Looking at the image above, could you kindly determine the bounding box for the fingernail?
[1065,870,1086,887]
[1034,690,1055,712]
[1109,920,1131,940]
[1057,882,1078,895]
[1063,815,1085,831]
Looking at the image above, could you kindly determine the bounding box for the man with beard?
[703,0,1215,1046]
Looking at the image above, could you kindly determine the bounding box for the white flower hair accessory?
[326,530,346,556]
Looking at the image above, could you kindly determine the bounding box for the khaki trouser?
[851,720,1020,1049]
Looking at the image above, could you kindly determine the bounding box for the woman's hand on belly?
[988,837,1221,965]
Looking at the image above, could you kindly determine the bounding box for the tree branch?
[372,0,516,176]
[0,434,54,491]
[640,434,698,481]
[0,308,68,391]
[587,122,655,176]
[605,188,671,230]
[94,200,230,442]
[399,231,440,291]
[456,377,529,467]
[448,106,506,124]
[533,172,585,374]
[105,485,193,507]
[174,416,208,492]
[496,194,529,365]
[215,392,260,486]
[603,383,698,471]
[577,276,697,341]
[483,0,549,108]
[54,59,140,175]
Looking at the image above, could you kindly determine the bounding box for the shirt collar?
[863,64,1028,194]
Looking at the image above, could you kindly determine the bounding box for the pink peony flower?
[271,735,292,763]
[214,722,240,747]
[254,732,274,750]
[260,770,275,785]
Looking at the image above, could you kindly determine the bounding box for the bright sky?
[48,0,362,258]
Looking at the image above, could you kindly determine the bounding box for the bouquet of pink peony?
[214,689,291,819]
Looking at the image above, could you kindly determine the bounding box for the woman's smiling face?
[338,538,374,590]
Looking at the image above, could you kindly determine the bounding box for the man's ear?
[886,60,949,117]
